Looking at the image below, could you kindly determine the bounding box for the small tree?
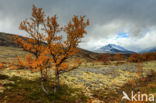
[0,62,5,69]
[114,53,121,61]
[14,5,52,94]
[141,53,147,62]
[45,15,89,89]
[99,54,109,64]
[14,5,89,93]
[128,53,141,62]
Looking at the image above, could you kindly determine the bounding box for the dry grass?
[0,45,156,103]
[0,46,28,62]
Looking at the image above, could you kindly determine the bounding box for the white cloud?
[1,0,156,52]
[80,26,156,52]
[0,18,13,33]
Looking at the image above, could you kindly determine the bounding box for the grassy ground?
[0,46,27,62]
[0,46,156,103]
[0,74,87,103]
[91,70,156,103]
[0,60,155,103]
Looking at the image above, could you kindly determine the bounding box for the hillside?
[140,47,156,53]
[0,32,101,61]
[0,32,18,47]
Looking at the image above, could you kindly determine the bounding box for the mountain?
[0,32,19,47]
[140,47,156,53]
[0,32,102,61]
[94,44,135,54]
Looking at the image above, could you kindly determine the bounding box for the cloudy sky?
[0,0,156,52]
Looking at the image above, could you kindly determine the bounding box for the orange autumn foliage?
[0,62,5,69]
[16,54,49,71]
[128,52,156,63]
[114,53,121,61]
[99,54,109,64]
[128,53,141,62]
[14,5,89,91]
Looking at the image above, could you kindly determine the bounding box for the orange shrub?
[99,54,109,64]
[114,53,121,61]
[128,52,156,62]
[0,62,5,69]
[128,53,141,62]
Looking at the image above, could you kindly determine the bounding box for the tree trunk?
[56,71,60,88]
[41,78,49,95]
[40,67,49,95]
[54,68,60,92]
[44,67,48,81]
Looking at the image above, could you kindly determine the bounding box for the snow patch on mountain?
[94,44,135,54]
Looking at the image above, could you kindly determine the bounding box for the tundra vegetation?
[0,5,155,103]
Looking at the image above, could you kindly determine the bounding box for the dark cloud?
[0,0,156,51]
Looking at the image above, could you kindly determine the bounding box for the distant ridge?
[94,44,135,54]
[140,47,156,53]
[0,32,102,61]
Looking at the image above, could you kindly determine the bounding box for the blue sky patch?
[116,32,129,39]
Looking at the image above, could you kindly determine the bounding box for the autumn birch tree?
[15,5,89,93]
[15,5,51,94]
[44,15,89,89]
